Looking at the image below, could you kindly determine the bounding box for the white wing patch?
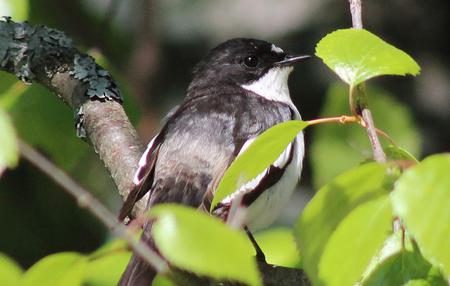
[247,132,304,230]
[132,136,157,185]
[219,138,294,205]
[219,108,305,230]
[273,143,292,168]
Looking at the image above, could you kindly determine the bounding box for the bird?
[118,38,309,286]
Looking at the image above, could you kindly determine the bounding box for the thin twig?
[348,0,387,163]
[358,115,397,146]
[18,140,168,274]
[361,107,386,162]
[349,0,363,28]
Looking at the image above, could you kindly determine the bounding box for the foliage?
[0,253,22,286]
[0,0,29,21]
[150,204,261,286]
[295,163,393,285]
[0,10,448,286]
[315,29,420,86]
[391,154,450,277]
[310,83,421,188]
[0,240,130,286]
[253,227,301,268]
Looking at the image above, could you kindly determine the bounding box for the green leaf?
[391,154,450,276]
[316,29,420,86]
[152,275,177,286]
[362,229,447,285]
[0,0,29,21]
[362,228,411,281]
[254,227,301,268]
[211,120,308,211]
[404,280,431,286]
[385,145,419,163]
[84,251,131,286]
[294,162,392,286]
[150,204,261,286]
[21,252,87,286]
[363,249,447,286]
[0,253,22,286]
[311,83,421,188]
[318,196,392,286]
[0,108,18,175]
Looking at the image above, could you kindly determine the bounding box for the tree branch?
[0,17,147,214]
[347,0,387,163]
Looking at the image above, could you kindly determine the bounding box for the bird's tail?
[118,223,158,286]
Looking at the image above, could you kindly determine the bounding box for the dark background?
[0,0,448,268]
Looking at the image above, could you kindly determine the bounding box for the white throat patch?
[241,66,294,105]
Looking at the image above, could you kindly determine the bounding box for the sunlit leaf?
[150,204,261,286]
[254,227,300,268]
[152,275,176,286]
[385,145,419,163]
[84,249,131,286]
[211,120,307,211]
[295,162,392,286]
[0,253,22,286]
[311,83,421,188]
[362,248,447,286]
[316,29,420,86]
[391,154,450,276]
[403,280,430,286]
[21,252,87,286]
[362,228,414,281]
[318,196,392,286]
[0,108,18,175]
[0,0,29,21]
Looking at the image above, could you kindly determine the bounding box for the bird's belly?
[246,135,304,231]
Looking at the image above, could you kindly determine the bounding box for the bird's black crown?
[187,38,287,94]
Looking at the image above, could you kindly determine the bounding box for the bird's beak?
[274,54,310,67]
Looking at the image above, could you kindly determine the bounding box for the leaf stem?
[307,115,358,126]
[18,140,168,274]
[307,115,397,147]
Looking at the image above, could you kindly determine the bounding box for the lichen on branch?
[0,17,144,212]
[0,16,121,103]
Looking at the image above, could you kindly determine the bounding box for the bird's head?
[188,38,309,102]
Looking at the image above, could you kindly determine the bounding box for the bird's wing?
[118,134,164,221]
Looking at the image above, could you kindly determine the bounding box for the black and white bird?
[118,38,308,286]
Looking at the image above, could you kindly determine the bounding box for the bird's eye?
[243,55,259,68]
